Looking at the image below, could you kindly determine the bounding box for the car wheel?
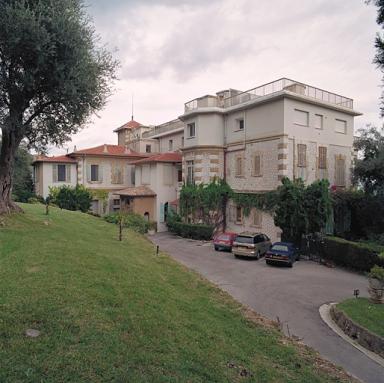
[214,245,219,251]
[256,251,261,260]
[266,260,271,265]
[288,261,293,268]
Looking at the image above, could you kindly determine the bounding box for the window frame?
[318,146,327,170]
[335,119,347,134]
[187,122,196,138]
[252,153,262,177]
[294,109,309,127]
[235,155,244,177]
[314,114,323,130]
[145,144,151,153]
[235,205,243,223]
[297,144,307,168]
[236,118,245,131]
[168,139,173,151]
[90,164,99,182]
[186,160,194,184]
[57,164,67,182]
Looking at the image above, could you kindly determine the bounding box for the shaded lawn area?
[337,298,384,338]
[0,204,352,382]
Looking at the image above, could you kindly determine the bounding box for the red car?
[213,232,237,252]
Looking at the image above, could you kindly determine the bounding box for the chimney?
[103,144,108,153]
[73,145,77,152]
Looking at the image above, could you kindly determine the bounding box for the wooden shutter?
[66,165,71,182]
[297,144,307,167]
[52,165,58,182]
[236,156,243,176]
[335,156,346,186]
[253,154,262,176]
[86,165,91,182]
[318,147,327,169]
[98,165,103,182]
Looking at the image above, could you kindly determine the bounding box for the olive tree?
[0,0,117,214]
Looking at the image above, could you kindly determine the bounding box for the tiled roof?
[113,119,143,132]
[132,152,182,165]
[33,155,77,164]
[116,186,156,197]
[70,144,148,158]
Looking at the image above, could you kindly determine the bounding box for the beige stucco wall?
[35,162,77,199]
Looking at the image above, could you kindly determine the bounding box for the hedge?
[322,236,384,272]
[168,221,214,240]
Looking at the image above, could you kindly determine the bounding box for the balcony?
[183,78,354,113]
[142,119,184,138]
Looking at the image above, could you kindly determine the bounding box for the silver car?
[232,232,272,259]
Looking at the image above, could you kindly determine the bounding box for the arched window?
[144,212,149,221]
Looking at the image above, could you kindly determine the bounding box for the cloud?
[50,0,383,154]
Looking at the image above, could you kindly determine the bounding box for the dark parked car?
[213,232,237,252]
[265,242,299,267]
[232,232,271,259]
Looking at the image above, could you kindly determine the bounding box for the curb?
[319,303,384,368]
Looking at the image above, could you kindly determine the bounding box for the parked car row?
[213,231,299,267]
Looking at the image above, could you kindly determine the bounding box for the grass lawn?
[337,298,384,338]
[0,204,352,383]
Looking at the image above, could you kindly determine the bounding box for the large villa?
[33,78,361,240]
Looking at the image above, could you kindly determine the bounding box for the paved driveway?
[150,232,384,383]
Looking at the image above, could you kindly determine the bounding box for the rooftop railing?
[184,78,354,112]
[142,119,184,138]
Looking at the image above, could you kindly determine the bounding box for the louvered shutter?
[66,165,71,182]
[297,144,307,167]
[253,154,262,176]
[99,165,103,182]
[52,165,58,182]
[86,164,91,182]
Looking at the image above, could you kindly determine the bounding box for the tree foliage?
[48,185,92,212]
[0,0,117,213]
[179,178,232,228]
[274,178,331,243]
[353,126,384,195]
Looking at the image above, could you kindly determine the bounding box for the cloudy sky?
[53,0,382,154]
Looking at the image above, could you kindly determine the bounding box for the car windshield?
[235,236,254,244]
[217,235,230,240]
[271,244,289,252]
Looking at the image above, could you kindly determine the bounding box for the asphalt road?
[150,232,384,383]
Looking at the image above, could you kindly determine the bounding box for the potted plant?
[148,221,157,235]
[368,265,384,304]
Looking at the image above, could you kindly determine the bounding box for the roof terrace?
[184,78,354,113]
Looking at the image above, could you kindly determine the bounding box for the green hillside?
[0,204,351,382]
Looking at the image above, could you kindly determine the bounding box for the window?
[294,109,309,126]
[335,155,346,187]
[236,206,243,223]
[315,114,323,130]
[181,136,184,147]
[335,119,347,134]
[237,118,244,130]
[252,209,262,227]
[177,169,183,182]
[141,165,150,184]
[252,153,262,176]
[235,156,244,176]
[146,145,151,153]
[91,164,99,182]
[187,123,196,138]
[297,144,307,167]
[57,164,66,182]
[318,147,327,169]
[186,160,194,184]
[168,139,173,151]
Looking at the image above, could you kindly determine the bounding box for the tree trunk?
[0,124,23,214]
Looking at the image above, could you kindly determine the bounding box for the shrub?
[322,236,384,272]
[104,212,150,234]
[168,221,214,240]
[49,185,92,212]
[369,265,384,282]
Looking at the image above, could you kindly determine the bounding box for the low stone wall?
[330,305,384,358]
